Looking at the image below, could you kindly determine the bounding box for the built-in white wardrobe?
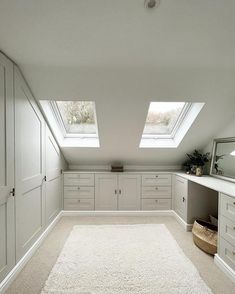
[0,52,66,283]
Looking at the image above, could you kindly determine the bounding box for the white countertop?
[175,172,235,198]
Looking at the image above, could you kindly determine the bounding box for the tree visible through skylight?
[56,101,97,134]
[143,102,186,135]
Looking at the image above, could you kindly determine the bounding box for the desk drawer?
[64,186,94,199]
[219,237,235,271]
[64,199,94,210]
[64,173,94,186]
[141,186,171,198]
[142,174,171,186]
[220,193,235,222]
[220,216,235,246]
[141,199,171,210]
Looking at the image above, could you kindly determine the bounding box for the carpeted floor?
[6,216,235,294]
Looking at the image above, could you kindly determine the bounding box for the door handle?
[10,188,15,197]
[182,197,185,202]
[115,189,117,195]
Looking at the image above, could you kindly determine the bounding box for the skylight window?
[39,100,99,147]
[143,102,187,136]
[55,101,97,136]
[140,102,204,148]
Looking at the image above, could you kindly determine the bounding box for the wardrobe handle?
[182,197,185,202]
[9,188,15,197]
[115,189,117,195]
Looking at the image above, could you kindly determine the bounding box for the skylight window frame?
[142,102,191,139]
[50,100,99,139]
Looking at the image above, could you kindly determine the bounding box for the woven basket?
[192,219,218,255]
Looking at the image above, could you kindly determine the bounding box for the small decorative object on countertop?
[183,150,210,176]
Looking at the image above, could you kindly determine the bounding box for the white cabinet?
[95,174,118,210]
[218,193,235,271]
[0,52,15,282]
[45,126,62,225]
[95,174,141,210]
[64,173,95,210]
[14,66,46,261]
[141,173,172,210]
[118,174,141,210]
[174,175,187,221]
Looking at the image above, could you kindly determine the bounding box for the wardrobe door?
[118,174,141,210]
[45,126,62,225]
[95,174,118,210]
[0,53,15,282]
[14,67,46,261]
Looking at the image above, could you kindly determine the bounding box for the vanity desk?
[173,172,235,283]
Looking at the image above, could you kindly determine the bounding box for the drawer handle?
[155,200,158,203]
[77,187,80,190]
[155,187,158,190]
[77,200,81,203]
[155,175,158,178]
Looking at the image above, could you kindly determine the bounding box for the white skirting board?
[172,210,193,232]
[214,254,235,284]
[62,210,174,217]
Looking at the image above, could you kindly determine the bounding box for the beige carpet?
[6,216,235,294]
[41,224,212,294]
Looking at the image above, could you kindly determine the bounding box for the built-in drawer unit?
[141,174,172,210]
[142,174,172,186]
[64,186,94,199]
[141,186,171,199]
[64,173,94,186]
[141,199,171,210]
[64,199,95,211]
[219,237,235,271]
[64,172,95,210]
[220,216,235,246]
[220,193,235,222]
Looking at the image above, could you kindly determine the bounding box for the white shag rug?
[41,224,212,294]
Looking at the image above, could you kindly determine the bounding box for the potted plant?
[183,150,210,176]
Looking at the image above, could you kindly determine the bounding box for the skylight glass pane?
[56,101,97,134]
[143,102,186,135]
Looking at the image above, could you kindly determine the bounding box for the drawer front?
[220,216,235,246]
[64,186,94,199]
[141,199,171,210]
[141,186,171,198]
[142,174,172,186]
[64,199,94,210]
[64,173,94,186]
[219,237,235,271]
[220,193,235,222]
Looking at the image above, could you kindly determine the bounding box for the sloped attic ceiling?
[0,0,235,166]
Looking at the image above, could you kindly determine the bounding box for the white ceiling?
[0,0,235,166]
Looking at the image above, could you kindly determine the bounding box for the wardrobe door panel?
[0,53,15,282]
[15,67,45,261]
[45,126,62,225]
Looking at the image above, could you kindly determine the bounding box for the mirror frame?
[210,137,235,183]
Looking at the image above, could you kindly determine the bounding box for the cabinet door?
[0,53,15,282]
[95,174,118,210]
[15,67,46,261]
[118,174,141,210]
[45,126,62,225]
[174,176,187,221]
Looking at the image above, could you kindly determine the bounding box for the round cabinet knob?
[155,175,158,178]
[155,187,158,190]
[78,199,80,203]
[155,199,158,202]
[78,187,80,190]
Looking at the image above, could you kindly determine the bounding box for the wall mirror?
[210,137,235,183]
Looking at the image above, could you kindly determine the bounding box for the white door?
[14,67,46,261]
[174,176,187,221]
[118,174,141,210]
[95,174,118,210]
[45,126,62,225]
[0,53,15,282]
